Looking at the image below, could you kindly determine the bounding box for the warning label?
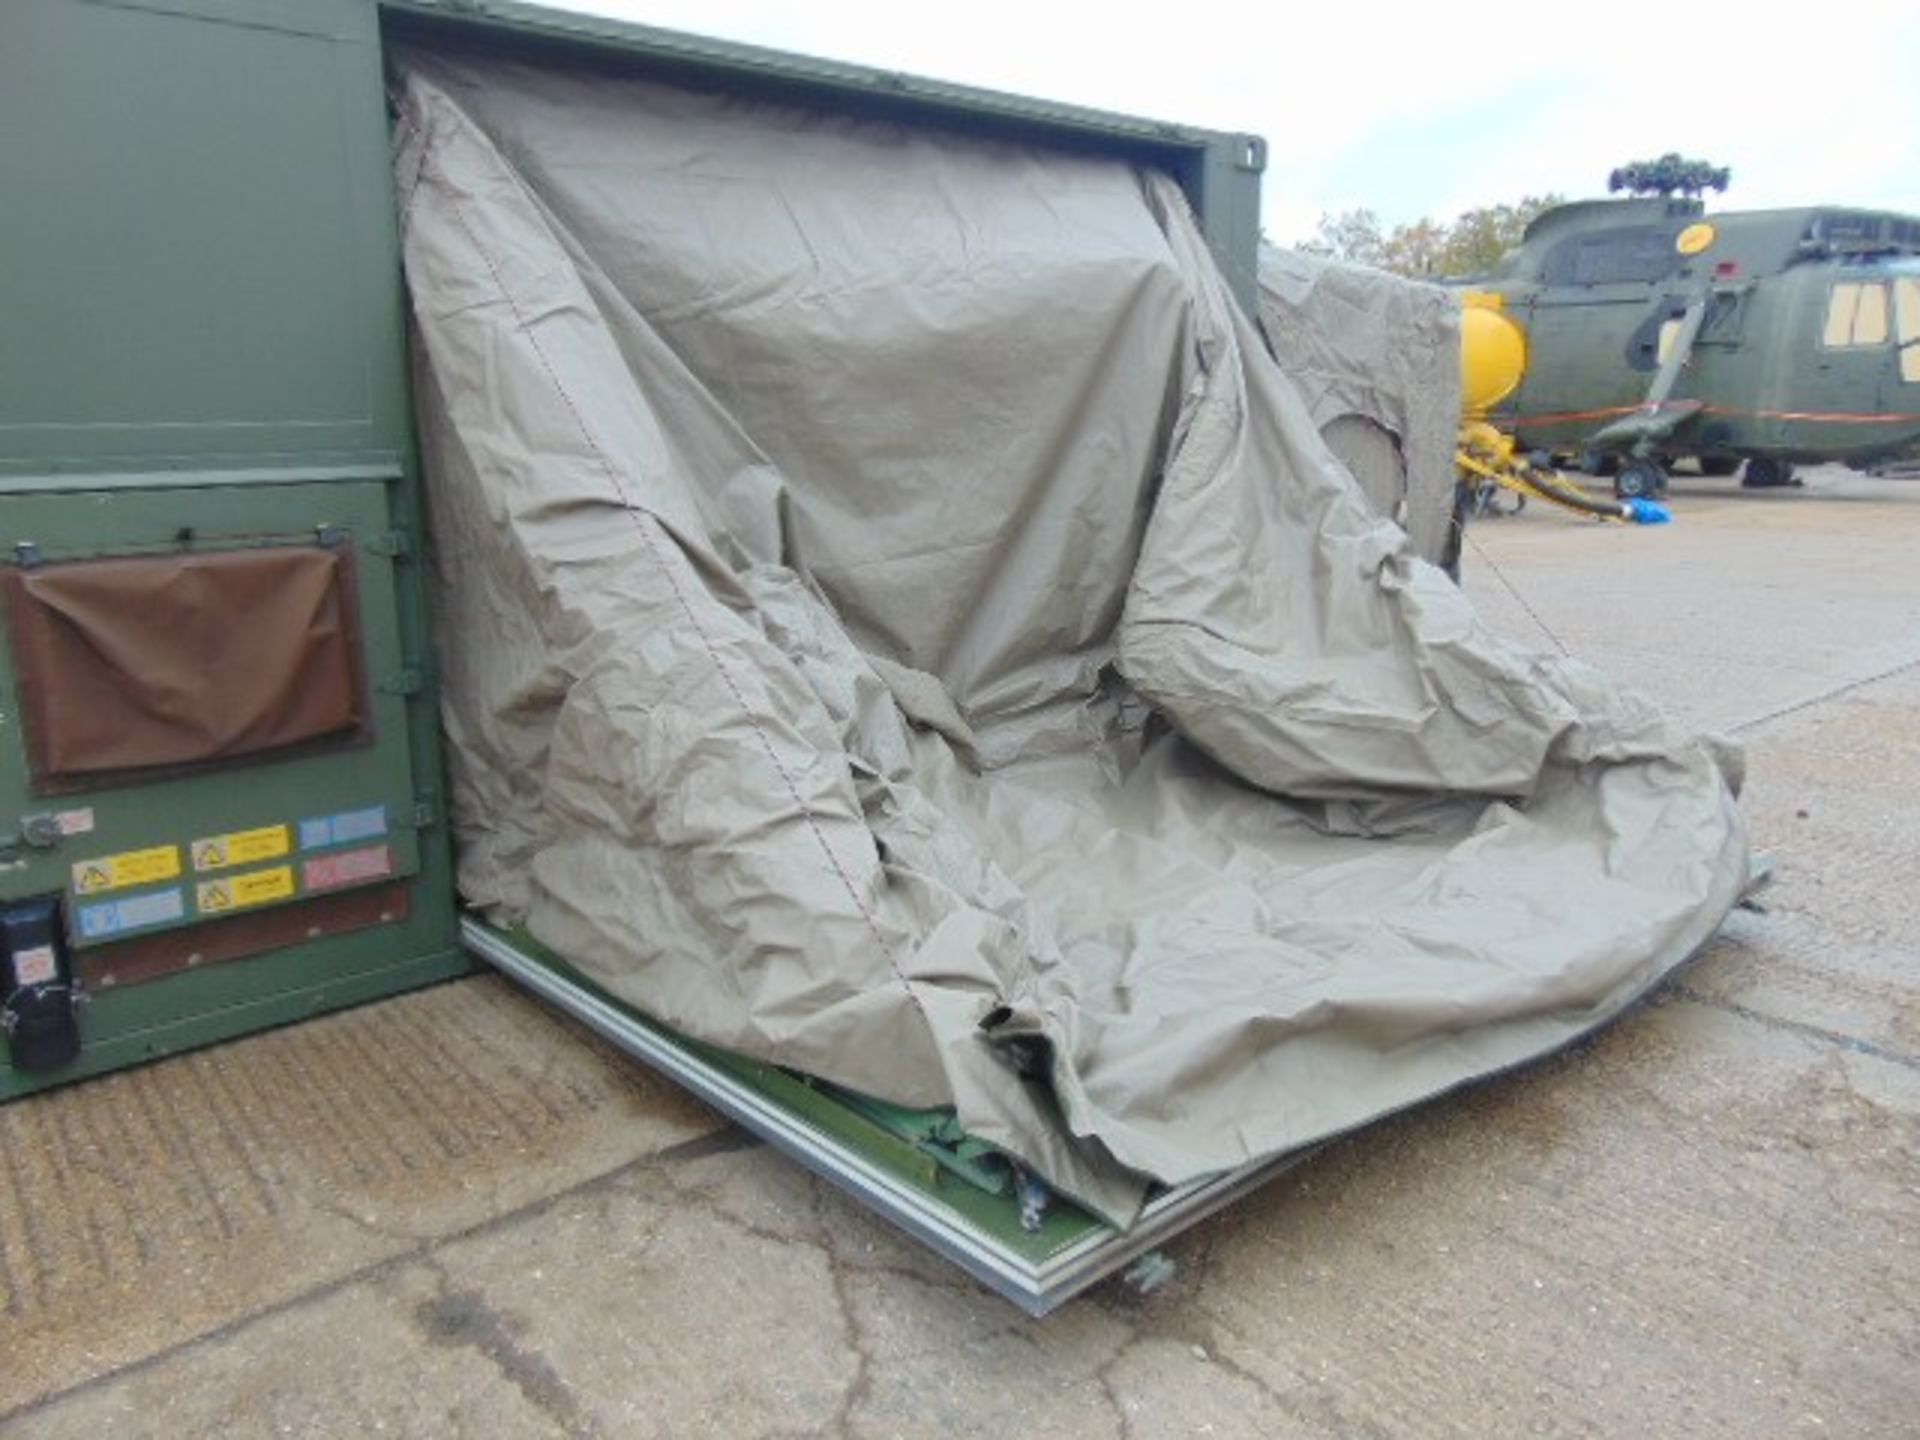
[192,824,291,873]
[72,845,182,896]
[302,844,393,894]
[196,865,295,915]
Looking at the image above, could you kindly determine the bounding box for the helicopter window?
[1817,213,1883,246]
[1823,284,1860,346]
[1896,279,1920,382]
[1898,279,1920,337]
[1699,290,1746,341]
[1854,284,1889,345]
[1822,282,1891,347]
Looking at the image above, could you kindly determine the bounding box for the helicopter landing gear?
[1741,458,1799,489]
[1468,478,1526,518]
[1697,455,1740,477]
[1614,459,1667,500]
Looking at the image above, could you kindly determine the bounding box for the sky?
[548,0,1919,244]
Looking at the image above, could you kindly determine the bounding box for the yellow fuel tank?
[1459,292,1527,416]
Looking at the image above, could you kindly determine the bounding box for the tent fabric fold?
[395,52,1748,1227]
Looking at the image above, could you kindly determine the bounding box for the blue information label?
[298,805,389,851]
[76,887,187,941]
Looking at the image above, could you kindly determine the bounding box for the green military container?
[0,0,471,1098]
[0,0,1269,1310]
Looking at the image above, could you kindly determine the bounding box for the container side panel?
[0,0,405,471]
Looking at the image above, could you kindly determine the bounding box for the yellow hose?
[1457,422,1633,522]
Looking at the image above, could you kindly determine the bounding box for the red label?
[301,844,393,894]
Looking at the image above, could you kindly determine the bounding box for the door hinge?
[365,528,413,559]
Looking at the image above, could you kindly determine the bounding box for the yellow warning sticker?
[72,845,183,896]
[197,865,295,915]
[191,824,291,873]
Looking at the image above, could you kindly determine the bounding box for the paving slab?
[5,1262,567,1440]
[0,976,720,1416]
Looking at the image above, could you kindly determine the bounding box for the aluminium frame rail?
[462,917,1303,1315]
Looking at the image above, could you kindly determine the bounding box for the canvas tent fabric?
[394,51,1750,1226]
[1254,246,1463,567]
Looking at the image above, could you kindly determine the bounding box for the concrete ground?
[3,466,1917,1438]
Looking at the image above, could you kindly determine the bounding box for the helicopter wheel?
[1741,458,1799,489]
[1614,459,1665,500]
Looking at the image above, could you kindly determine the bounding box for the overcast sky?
[555,0,1918,243]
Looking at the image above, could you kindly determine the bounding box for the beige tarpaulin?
[394,52,1749,1225]
[1255,246,1463,567]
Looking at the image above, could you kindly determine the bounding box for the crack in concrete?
[1193,1308,1396,1440]
[1727,653,1920,735]
[1107,1227,1346,1439]
[806,1179,979,1301]
[818,1236,875,1440]
[636,1158,887,1438]
[650,1126,763,1165]
[1088,1221,1409,1440]
[649,1154,980,1306]
[1669,984,1920,1073]
[1093,1349,1139,1440]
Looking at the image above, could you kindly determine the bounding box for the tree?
[1434,197,1561,276]
[1379,217,1448,278]
[1607,154,1730,198]
[1299,194,1563,280]
[1300,208,1385,268]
